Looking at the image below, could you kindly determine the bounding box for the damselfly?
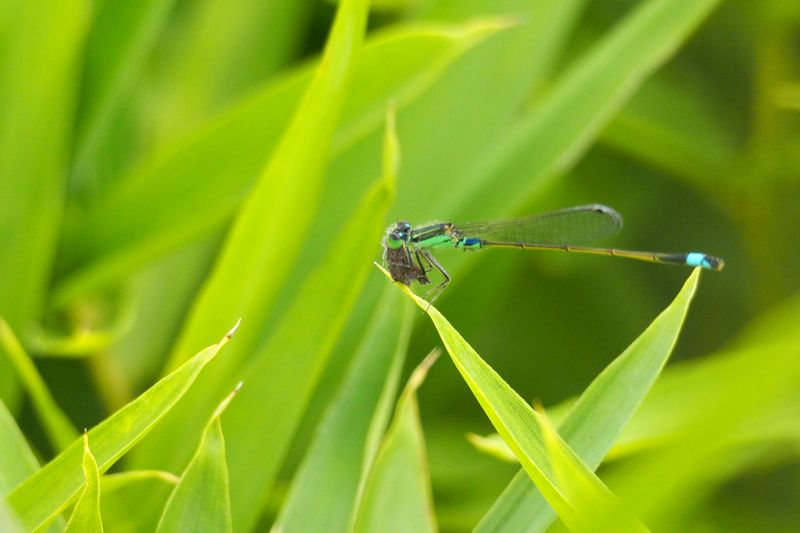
[383,204,724,302]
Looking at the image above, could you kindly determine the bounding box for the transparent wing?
[454,204,623,246]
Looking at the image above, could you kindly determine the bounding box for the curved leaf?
[352,350,439,533]
[219,108,398,531]
[441,0,722,222]
[273,287,414,533]
[71,0,176,196]
[156,384,240,533]
[0,400,39,496]
[0,0,89,404]
[0,317,77,451]
[477,270,700,532]
[380,265,652,531]
[6,322,238,531]
[54,17,509,303]
[64,434,103,533]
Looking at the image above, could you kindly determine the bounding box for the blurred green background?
[1,0,799,530]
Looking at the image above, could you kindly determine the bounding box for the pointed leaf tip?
[212,381,244,419]
[225,319,242,340]
[408,348,441,391]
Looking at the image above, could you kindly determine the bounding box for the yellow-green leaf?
[64,434,103,533]
[273,287,414,533]
[6,322,237,531]
[538,405,646,532]
[0,0,89,405]
[156,384,240,533]
[219,108,398,531]
[476,270,700,532]
[0,499,23,533]
[55,17,507,305]
[127,0,371,495]
[0,317,77,451]
[0,399,40,496]
[352,350,440,533]
[380,265,649,530]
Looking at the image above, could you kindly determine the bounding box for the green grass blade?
[71,0,175,196]
[476,270,700,532]
[379,265,659,530]
[600,73,735,185]
[220,118,397,530]
[101,471,179,495]
[64,434,103,533]
[538,407,646,532]
[608,345,800,460]
[351,350,440,533]
[273,287,414,533]
[155,384,240,533]
[54,18,506,303]
[99,471,179,533]
[605,340,800,529]
[127,0,368,484]
[441,0,721,221]
[121,0,367,372]
[5,322,238,531]
[0,499,23,533]
[0,0,90,404]
[0,317,78,451]
[146,0,312,144]
[0,399,40,496]
[390,0,588,221]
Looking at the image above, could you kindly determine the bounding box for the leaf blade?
[476,270,700,532]
[6,323,237,531]
[379,265,661,531]
[155,385,240,533]
[351,350,440,533]
[273,287,414,533]
[64,435,103,533]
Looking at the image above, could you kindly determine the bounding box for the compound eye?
[400,222,412,232]
[386,230,405,249]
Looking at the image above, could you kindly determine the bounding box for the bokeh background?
[1,0,799,531]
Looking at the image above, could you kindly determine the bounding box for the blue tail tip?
[687,252,725,271]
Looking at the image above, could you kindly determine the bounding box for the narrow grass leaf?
[141,0,367,371]
[379,266,653,530]
[610,343,800,461]
[392,0,588,222]
[100,471,179,495]
[351,350,440,533]
[600,74,734,185]
[99,471,179,533]
[6,322,238,531]
[0,317,78,451]
[155,383,240,533]
[538,406,646,532]
[0,500,23,533]
[0,0,89,404]
[71,0,176,196]
[466,433,518,464]
[54,18,506,303]
[146,0,313,144]
[221,110,398,531]
[127,0,370,503]
[64,434,103,533]
[0,399,40,496]
[442,0,721,221]
[606,340,800,529]
[476,270,700,532]
[273,287,414,533]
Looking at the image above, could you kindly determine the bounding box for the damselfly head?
[385,221,411,249]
